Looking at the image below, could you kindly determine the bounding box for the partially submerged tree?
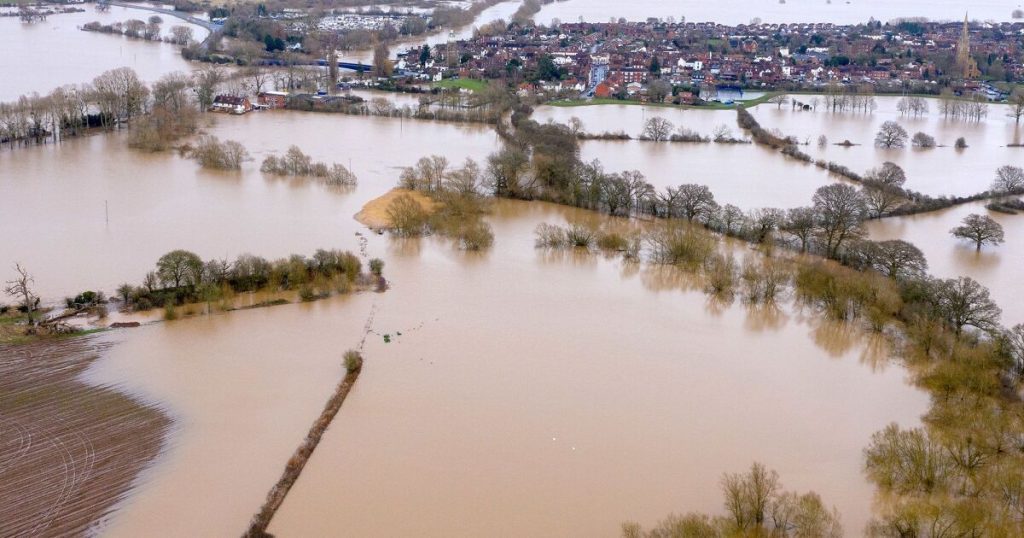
[865,161,907,188]
[950,214,1005,251]
[911,131,936,148]
[932,276,1002,335]
[640,116,674,142]
[867,240,928,279]
[813,184,867,258]
[874,121,909,148]
[991,165,1024,193]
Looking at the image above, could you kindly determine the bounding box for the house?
[257,91,288,109]
[210,95,252,115]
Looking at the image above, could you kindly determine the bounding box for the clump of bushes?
[388,156,495,251]
[344,350,363,374]
[911,131,936,148]
[670,127,710,143]
[986,198,1024,214]
[261,146,357,186]
[644,222,715,269]
[186,135,249,170]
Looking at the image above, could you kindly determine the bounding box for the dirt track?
[0,336,170,537]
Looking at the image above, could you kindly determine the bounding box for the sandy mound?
[354,188,437,229]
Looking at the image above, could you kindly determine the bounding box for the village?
[379,17,1024,104]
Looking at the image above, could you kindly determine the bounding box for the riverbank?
[0,336,170,537]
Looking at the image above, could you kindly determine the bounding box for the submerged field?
[2,88,1022,535]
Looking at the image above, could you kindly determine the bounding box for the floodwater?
[867,202,1024,327]
[1,110,931,535]
[752,96,1023,197]
[0,111,496,303]
[81,198,927,537]
[0,6,207,101]
[535,104,842,209]
[342,0,523,64]
[535,0,1023,25]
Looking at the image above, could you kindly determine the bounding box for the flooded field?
[80,199,927,537]
[0,111,496,303]
[751,96,1023,197]
[867,202,1024,327]
[0,108,933,535]
[0,6,207,101]
[535,0,1022,25]
[535,104,842,209]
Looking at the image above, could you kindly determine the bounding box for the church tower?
[956,13,979,79]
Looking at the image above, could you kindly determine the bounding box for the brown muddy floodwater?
[0,6,207,101]
[751,96,1023,197]
[2,111,930,536]
[867,202,1024,328]
[535,104,838,209]
[0,111,496,303]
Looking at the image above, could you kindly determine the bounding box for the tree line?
[116,248,384,318]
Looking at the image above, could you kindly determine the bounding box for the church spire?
[956,13,978,79]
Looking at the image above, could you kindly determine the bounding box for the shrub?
[163,303,178,320]
[369,258,385,276]
[386,194,430,235]
[911,131,936,148]
[458,221,494,250]
[298,285,316,302]
[955,137,968,149]
[188,135,249,170]
[344,350,363,373]
[535,223,568,248]
[645,223,715,268]
[565,224,595,248]
[596,231,629,252]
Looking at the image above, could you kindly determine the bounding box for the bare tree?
[865,161,907,188]
[951,214,1005,251]
[874,121,909,148]
[863,186,904,218]
[767,94,789,109]
[676,183,717,221]
[1010,89,1024,124]
[933,277,1002,335]
[783,207,817,252]
[4,263,38,323]
[991,165,1024,193]
[193,66,225,111]
[169,25,194,46]
[868,240,928,279]
[641,117,674,142]
[813,184,866,258]
[748,208,784,244]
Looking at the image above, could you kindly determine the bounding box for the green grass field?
[432,78,489,92]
